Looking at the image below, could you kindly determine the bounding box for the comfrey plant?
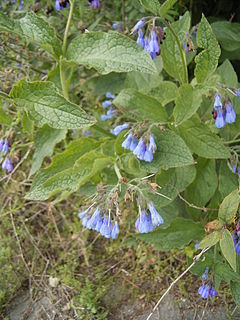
[1,0,240,312]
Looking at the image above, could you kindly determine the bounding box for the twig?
[145,247,210,320]
[177,191,218,212]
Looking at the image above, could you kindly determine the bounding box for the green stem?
[62,0,75,56]
[224,138,240,145]
[162,18,188,84]
[60,57,69,100]
[93,124,115,138]
[114,162,122,181]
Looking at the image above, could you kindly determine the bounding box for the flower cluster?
[78,207,120,239]
[101,92,117,121]
[135,203,164,233]
[88,0,100,9]
[198,267,217,299]
[213,94,236,128]
[132,19,164,60]
[122,133,157,163]
[0,138,13,173]
[56,0,69,10]
[232,225,240,254]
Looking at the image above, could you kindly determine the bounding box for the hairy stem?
[63,0,75,56]
[60,57,69,100]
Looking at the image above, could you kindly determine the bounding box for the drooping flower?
[89,0,100,9]
[106,92,115,99]
[201,267,209,281]
[112,22,122,32]
[102,100,112,109]
[133,137,146,160]
[210,287,217,297]
[56,0,69,10]
[136,207,154,234]
[198,284,210,299]
[147,202,164,226]
[78,208,90,220]
[225,101,236,124]
[95,215,103,232]
[18,0,24,10]
[132,19,145,34]
[82,215,91,227]
[149,31,160,55]
[86,208,101,230]
[215,109,225,128]
[122,133,133,150]
[111,221,120,239]
[149,134,157,153]
[110,123,129,136]
[2,139,9,154]
[2,157,13,173]
[100,216,112,238]
[101,108,116,121]
[214,93,222,109]
[129,137,138,152]
[144,145,153,162]
[137,29,145,49]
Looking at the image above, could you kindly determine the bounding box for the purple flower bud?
[201,285,210,299]
[198,284,205,296]
[137,29,145,49]
[236,90,240,98]
[110,123,129,136]
[111,221,120,239]
[235,241,240,254]
[201,267,209,281]
[2,139,9,154]
[133,138,146,160]
[101,108,116,121]
[102,100,112,109]
[232,165,236,173]
[214,94,222,109]
[144,145,153,162]
[82,215,90,227]
[132,19,145,34]
[100,216,112,238]
[95,215,103,232]
[89,0,100,9]
[136,208,154,234]
[122,133,133,150]
[149,31,159,54]
[0,139,4,152]
[225,102,236,124]
[195,242,200,249]
[215,109,225,128]
[147,203,164,226]
[210,287,217,297]
[106,92,115,99]
[86,208,101,230]
[149,134,157,153]
[2,157,13,173]
[78,208,90,220]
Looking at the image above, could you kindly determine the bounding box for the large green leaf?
[113,89,168,122]
[26,139,112,201]
[199,231,222,249]
[140,127,194,172]
[216,59,238,88]
[138,0,161,15]
[218,189,240,224]
[148,81,178,106]
[176,117,230,159]
[66,32,157,75]
[173,84,202,126]
[161,12,190,83]
[137,218,204,251]
[29,125,67,177]
[219,161,238,198]
[185,158,218,208]
[10,80,96,129]
[230,281,240,308]
[0,12,61,59]
[220,229,236,272]
[194,14,221,83]
[211,21,240,52]
[143,165,196,208]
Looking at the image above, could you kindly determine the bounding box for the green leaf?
[199,231,222,249]
[0,12,61,59]
[10,80,96,129]
[215,262,240,284]
[216,59,238,87]
[148,81,178,105]
[67,32,157,75]
[220,229,236,271]
[143,165,196,208]
[26,139,112,201]
[30,125,67,177]
[137,218,205,251]
[138,0,161,15]
[161,12,190,83]
[211,21,240,52]
[218,189,240,224]
[219,161,238,198]
[176,117,230,159]
[0,107,12,125]
[230,281,240,308]
[113,89,168,122]
[140,127,194,172]
[194,14,221,83]
[185,158,218,208]
[173,84,202,126]
[159,0,178,18]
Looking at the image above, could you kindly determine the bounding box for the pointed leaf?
[220,229,236,272]
[194,14,221,83]
[10,80,96,129]
[218,189,240,224]
[67,32,157,75]
[138,0,161,15]
[199,231,222,249]
[148,81,178,105]
[159,0,178,18]
[113,89,168,122]
[230,281,240,308]
[0,12,61,59]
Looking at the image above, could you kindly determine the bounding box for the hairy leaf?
[159,0,178,18]
[10,80,96,129]
[199,231,222,249]
[218,189,240,224]
[220,229,236,271]
[211,21,240,52]
[138,0,161,15]
[194,14,221,83]
[148,81,178,105]
[0,12,61,58]
[67,32,157,74]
